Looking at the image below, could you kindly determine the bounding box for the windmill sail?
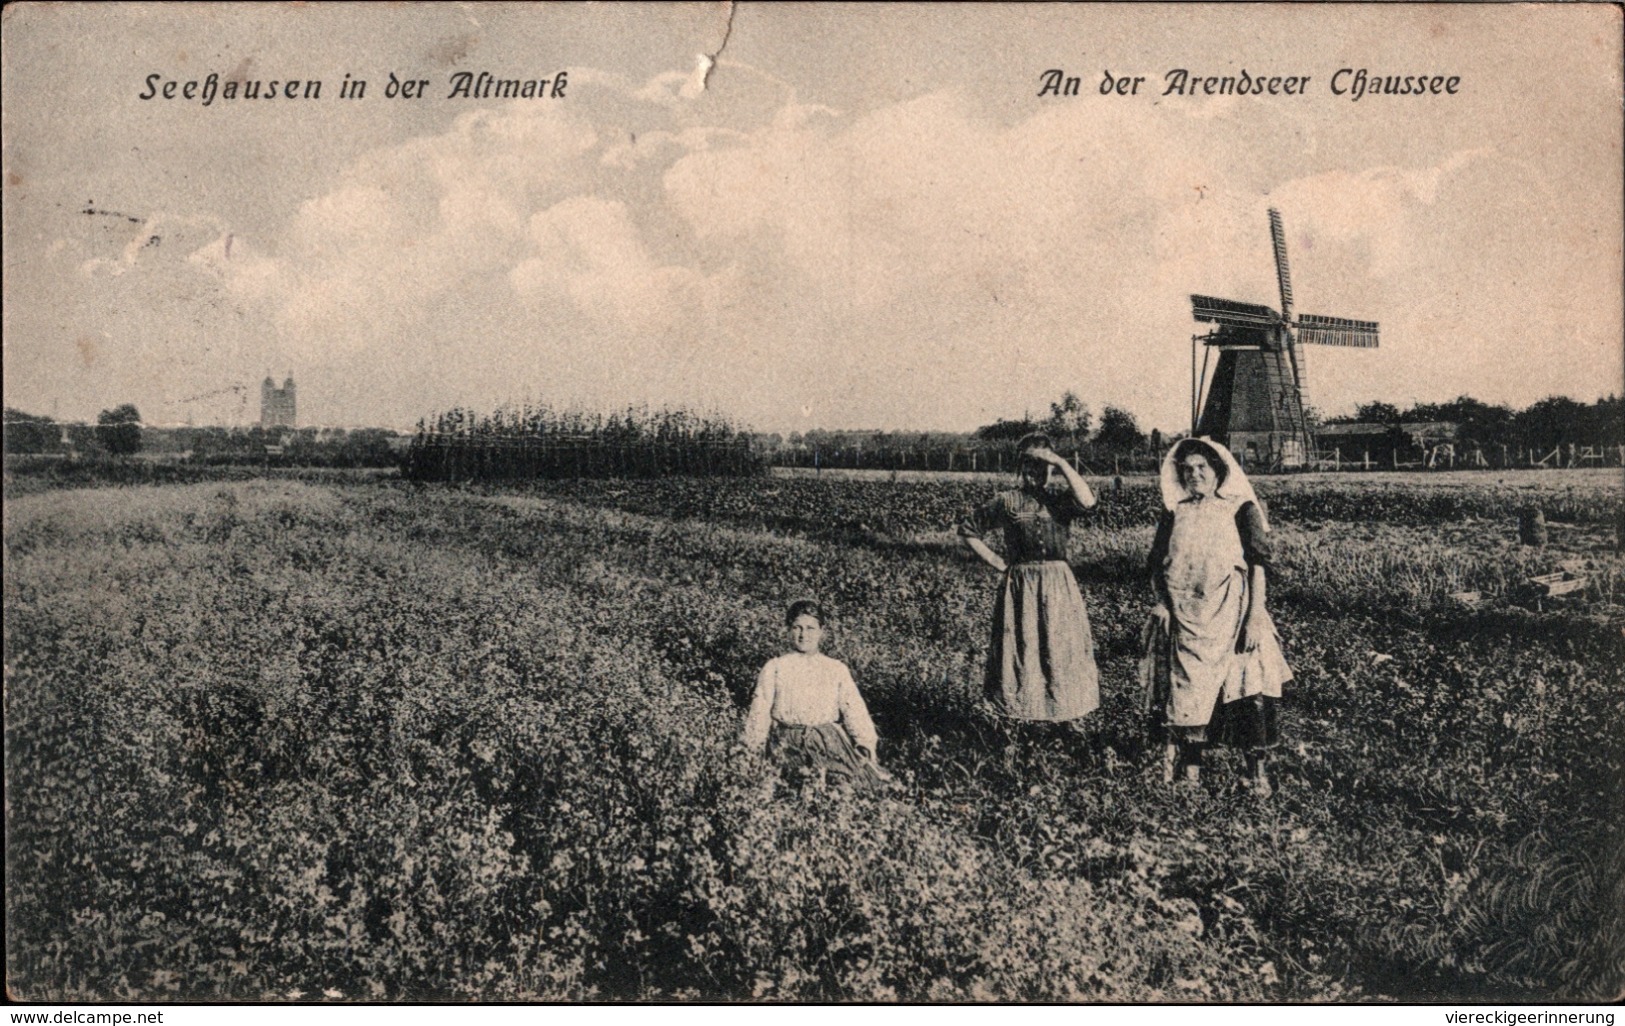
[1268,210,1307,436]
[1190,295,1280,328]
[1297,313,1381,348]
[1268,207,1293,322]
[1189,209,1379,470]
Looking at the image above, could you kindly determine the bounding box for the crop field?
[5,468,1623,1001]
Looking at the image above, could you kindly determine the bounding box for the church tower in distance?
[260,375,297,428]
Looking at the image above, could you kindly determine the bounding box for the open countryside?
[5,460,1621,1000]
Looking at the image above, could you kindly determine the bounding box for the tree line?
[764,393,1163,473]
[1331,394,1623,458]
[8,391,1618,477]
[403,402,763,481]
[3,405,401,467]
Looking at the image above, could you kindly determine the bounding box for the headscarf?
[1158,437,1269,530]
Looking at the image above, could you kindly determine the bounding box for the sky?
[3,3,1621,433]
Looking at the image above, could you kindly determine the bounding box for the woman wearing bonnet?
[1141,438,1292,795]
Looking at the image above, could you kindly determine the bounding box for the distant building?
[1318,421,1458,446]
[1317,421,1459,462]
[261,375,296,428]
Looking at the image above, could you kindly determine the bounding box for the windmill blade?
[1191,294,1281,328]
[1268,208,1294,322]
[1297,313,1380,348]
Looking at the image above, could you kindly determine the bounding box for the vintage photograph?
[4,1,1622,1004]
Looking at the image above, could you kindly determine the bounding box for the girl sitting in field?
[742,601,889,789]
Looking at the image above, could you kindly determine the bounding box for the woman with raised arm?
[1141,438,1291,795]
[959,434,1100,726]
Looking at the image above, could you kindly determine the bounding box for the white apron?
[1159,496,1290,727]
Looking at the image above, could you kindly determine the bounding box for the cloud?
[1267,149,1492,277]
[510,195,707,336]
[78,211,229,279]
[135,66,1587,430]
[182,78,1345,428]
[200,98,603,360]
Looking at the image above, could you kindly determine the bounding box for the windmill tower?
[1189,208,1380,469]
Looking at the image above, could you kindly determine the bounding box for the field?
[5,467,1623,1001]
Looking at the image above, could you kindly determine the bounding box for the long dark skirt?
[1157,694,1280,749]
[1208,693,1280,749]
[769,723,885,789]
[984,561,1100,722]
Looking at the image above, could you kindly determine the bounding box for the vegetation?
[187,427,401,469]
[95,404,144,456]
[4,408,61,455]
[1333,395,1623,455]
[777,392,1621,475]
[404,404,762,482]
[5,469,1621,1001]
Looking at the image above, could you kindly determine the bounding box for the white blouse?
[742,652,879,753]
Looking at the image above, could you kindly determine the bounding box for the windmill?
[1188,208,1379,469]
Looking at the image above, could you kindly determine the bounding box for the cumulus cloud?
[1267,149,1493,277]
[511,195,707,336]
[156,66,1569,429]
[198,99,602,361]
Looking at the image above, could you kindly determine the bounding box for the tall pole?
[1191,334,1199,434]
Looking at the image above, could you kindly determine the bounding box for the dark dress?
[961,486,1100,722]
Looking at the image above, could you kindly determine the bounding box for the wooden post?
[1192,334,1199,433]
[1520,506,1548,546]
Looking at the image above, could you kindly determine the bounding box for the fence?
[770,444,1164,476]
[1312,442,1625,472]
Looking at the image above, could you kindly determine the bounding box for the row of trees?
[10,391,1617,478]
[404,402,763,481]
[973,392,1153,452]
[769,390,1622,474]
[5,405,144,456]
[1333,394,1623,455]
[4,406,401,467]
[766,393,1161,473]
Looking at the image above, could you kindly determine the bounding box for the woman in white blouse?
[743,601,888,789]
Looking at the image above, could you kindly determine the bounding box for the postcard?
[4,2,1621,1006]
